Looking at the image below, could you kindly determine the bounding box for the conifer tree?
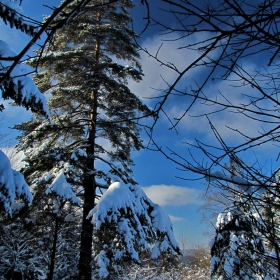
[88,182,181,278]
[258,169,280,274]
[210,159,276,279]
[15,0,151,278]
[210,200,268,279]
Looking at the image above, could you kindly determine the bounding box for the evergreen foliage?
[210,200,269,280]
[88,182,181,278]
[0,1,36,35]
[210,160,278,279]
[183,159,279,280]
[0,149,32,216]
[0,1,49,117]
[264,171,280,247]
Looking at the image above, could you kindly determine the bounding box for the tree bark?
[78,174,96,279]
[48,217,59,280]
[78,88,98,279]
[78,13,100,277]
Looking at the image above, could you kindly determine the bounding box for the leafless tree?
[141,0,280,277]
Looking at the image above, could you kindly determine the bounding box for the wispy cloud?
[142,184,203,207]
[165,64,278,151]
[131,32,275,153]
[129,33,203,101]
[169,214,184,223]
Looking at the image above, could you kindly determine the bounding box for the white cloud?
[169,214,184,223]
[133,32,277,154]
[166,65,278,149]
[142,184,203,206]
[129,33,203,101]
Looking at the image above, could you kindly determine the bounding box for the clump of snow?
[88,182,135,228]
[0,149,32,215]
[94,250,110,279]
[13,169,32,201]
[40,172,54,182]
[227,211,233,222]
[11,201,25,213]
[0,40,49,117]
[70,148,87,161]
[46,171,80,205]
[65,213,75,222]
[211,256,220,272]
[216,213,225,228]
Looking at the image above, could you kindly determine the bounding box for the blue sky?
[1,0,279,247]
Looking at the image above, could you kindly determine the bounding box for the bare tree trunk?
[78,174,96,279]
[48,217,59,280]
[78,89,98,279]
[78,13,101,277]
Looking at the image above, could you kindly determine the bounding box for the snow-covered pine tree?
[0,188,81,279]
[15,0,151,278]
[0,218,48,279]
[210,198,268,280]
[210,158,273,279]
[0,149,32,217]
[87,182,181,278]
[257,168,280,275]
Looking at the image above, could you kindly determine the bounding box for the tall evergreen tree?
[15,0,151,278]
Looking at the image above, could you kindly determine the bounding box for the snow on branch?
[45,171,80,206]
[0,0,37,36]
[0,149,32,216]
[149,203,179,258]
[0,40,49,117]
